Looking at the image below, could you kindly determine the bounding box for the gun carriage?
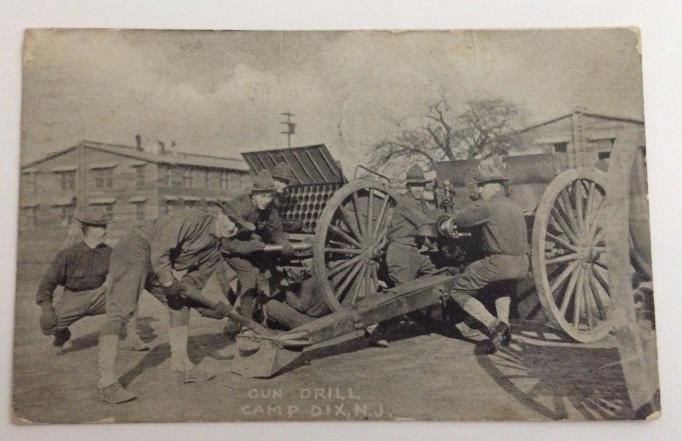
[224,137,654,412]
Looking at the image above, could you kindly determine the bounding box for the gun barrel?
[262,242,312,252]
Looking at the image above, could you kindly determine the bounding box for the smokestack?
[135,134,142,151]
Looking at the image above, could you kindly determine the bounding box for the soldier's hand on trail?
[162,279,186,300]
[39,302,57,335]
[281,241,296,257]
[214,301,231,319]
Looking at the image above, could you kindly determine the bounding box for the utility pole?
[280,112,296,148]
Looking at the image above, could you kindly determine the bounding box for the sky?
[21,29,644,172]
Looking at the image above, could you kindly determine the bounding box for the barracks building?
[19,139,251,248]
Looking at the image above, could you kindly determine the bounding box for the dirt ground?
[13,262,635,423]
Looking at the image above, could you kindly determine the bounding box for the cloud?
[21,29,644,173]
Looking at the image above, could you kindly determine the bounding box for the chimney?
[135,134,143,151]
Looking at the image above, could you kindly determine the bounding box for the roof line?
[519,111,644,134]
[245,143,326,154]
[82,140,245,164]
[23,140,248,170]
[21,144,80,169]
[518,114,572,133]
[582,112,644,125]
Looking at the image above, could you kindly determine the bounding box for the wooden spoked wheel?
[313,179,399,311]
[605,132,658,416]
[532,168,612,343]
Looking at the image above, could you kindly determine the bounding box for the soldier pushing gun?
[443,158,530,354]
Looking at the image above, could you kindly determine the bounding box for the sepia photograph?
[13,28,659,423]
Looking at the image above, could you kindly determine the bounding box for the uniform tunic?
[36,242,111,305]
[386,193,440,285]
[263,277,330,330]
[221,194,288,320]
[101,209,227,335]
[36,241,111,334]
[449,194,530,302]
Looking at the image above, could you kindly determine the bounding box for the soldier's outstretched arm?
[451,203,490,228]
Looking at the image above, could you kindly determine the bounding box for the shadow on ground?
[477,321,633,420]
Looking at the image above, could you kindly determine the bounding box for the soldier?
[96,206,251,404]
[221,169,295,335]
[36,210,148,354]
[447,160,529,354]
[386,164,440,286]
[263,276,330,330]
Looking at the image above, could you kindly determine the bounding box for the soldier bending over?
[96,206,248,404]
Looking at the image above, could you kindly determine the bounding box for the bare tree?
[368,96,524,174]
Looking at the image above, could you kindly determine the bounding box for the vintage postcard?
[14,28,658,423]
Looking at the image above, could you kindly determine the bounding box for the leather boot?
[480,321,510,355]
[174,365,216,385]
[53,328,71,355]
[97,382,137,404]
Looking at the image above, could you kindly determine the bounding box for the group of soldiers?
[36,157,528,405]
[386,162,529,353]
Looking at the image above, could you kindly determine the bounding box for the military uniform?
[222,193,289,319]
[386,194,440,285]
[36,241,110,341]
[97,207,244,404]
[263,277,330,330]
[448,194,529,296]
[101,208,229,336]
[448,189,529,353]
[386,164,440,286]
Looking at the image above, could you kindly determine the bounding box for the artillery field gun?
[200,136,655,416]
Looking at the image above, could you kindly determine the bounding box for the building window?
[135,165,146,188]
[56,205,75,226]
[60,171,76,191]
[94,168,114,188]
[183,168,193,188]
[220,171,229,190]
[204,169,210,188]
[23,206,38,227]
[135,202,146,221]
[163,201,177,215]
[159,164,172,187]
[553,142,568,154]
[598,151,611,160]
[22,171,37,193]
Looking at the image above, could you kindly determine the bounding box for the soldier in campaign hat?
[36,208,148,355]
[446,156,529,354]
[374,164,441,346]
[386,164,439,285]
[221,168,296,347]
